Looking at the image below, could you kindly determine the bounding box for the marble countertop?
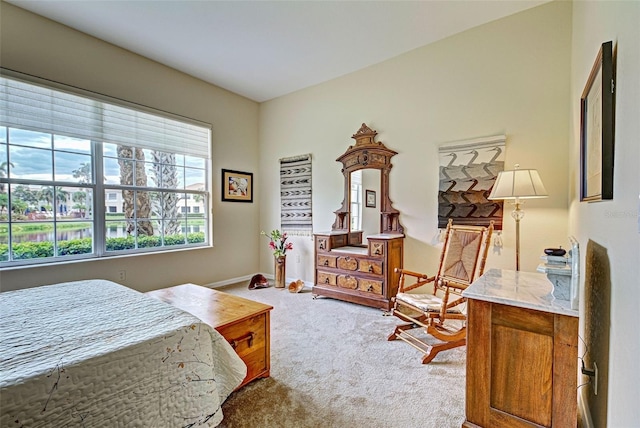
[314,231,404,239]
[315,230,349,235]
[331,245,368,255]
[367,233,404,239]
[463,268,579,318]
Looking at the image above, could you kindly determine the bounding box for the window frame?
[0,71,212,268]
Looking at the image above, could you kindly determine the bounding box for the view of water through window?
[1,75,211,265]
[6,225,203,244]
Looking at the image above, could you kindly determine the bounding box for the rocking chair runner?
[388,219,493,363]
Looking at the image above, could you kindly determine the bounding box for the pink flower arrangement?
[261,229,293,258]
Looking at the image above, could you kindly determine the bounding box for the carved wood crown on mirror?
[313,123,404,310]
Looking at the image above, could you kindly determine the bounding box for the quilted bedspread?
[0,279,247,427]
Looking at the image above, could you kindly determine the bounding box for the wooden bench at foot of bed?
[146,284,273,389]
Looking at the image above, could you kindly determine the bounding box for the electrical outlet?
[118,270,126,281]
[593,362,598,395]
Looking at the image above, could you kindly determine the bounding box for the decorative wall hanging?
[580,40,614,202]
[438,135,505,230]
[221,169,253,202]
[280,153,312,236]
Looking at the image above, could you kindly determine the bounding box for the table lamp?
[488,164,548,271]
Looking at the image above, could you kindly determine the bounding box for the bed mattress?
[0,279,247,427]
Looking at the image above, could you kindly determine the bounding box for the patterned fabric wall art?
[280,153,312,236]
[438,135,505,230]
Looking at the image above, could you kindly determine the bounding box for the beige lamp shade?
[488,166,548,200]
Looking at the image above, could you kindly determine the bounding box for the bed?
[0,279,247,427]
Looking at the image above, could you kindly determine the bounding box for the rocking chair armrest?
[440,280,469,293]
[394,268,435,293]
[394,268,432,280]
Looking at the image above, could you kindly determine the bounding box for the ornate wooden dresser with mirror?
[312,124,404,310]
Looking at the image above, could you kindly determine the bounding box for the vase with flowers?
[261,229,293,288]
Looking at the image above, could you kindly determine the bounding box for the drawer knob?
[325,277,330,284]
[324,260,329,266]
[368,265,374,273]
[229,332,255,349]
[367,285,373,292]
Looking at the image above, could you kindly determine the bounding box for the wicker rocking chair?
[388,219,493,363]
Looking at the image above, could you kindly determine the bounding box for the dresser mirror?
[332,123,404,238]
[350,168,381,242]
[313,123,404,310]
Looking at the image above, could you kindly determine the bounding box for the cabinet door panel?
[490,324,553,426]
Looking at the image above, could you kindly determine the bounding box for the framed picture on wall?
[365,189,376,208]
[222,169,253,202]
[580,41,614,202]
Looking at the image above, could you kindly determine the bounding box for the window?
[350,170,362,231]
[0,72,211,266]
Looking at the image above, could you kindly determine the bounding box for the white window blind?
[0,73,210,158]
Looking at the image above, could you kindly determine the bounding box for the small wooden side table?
[462,269,578,428]
[146,284,273,389]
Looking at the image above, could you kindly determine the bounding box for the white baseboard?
[254,274,314,290]
[203,274,254,289]
[579,388,595,428]
[204,274,313,290]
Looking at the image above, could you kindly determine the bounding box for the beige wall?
[0,2,261,292]
[259,1,572,281]
[569,1,640,426]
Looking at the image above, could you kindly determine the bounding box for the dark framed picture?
[222,169,253,202]
[580,41,614,202]
[365,189,376,208]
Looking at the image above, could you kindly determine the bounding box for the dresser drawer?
[316,237,329,252]
[318,255,337,268]
[370,242,385,257]
[358,259,383,275]
[337,256,358,271]
[358,278,383,295]
[337,274,358,289]
[317,271,338,286]
[332,234,348,247]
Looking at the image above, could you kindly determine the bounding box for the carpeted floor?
[217,282,466,428]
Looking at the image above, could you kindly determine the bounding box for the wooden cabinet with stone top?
[462,269,579,428]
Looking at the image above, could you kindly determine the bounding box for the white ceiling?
[7,0,548,102]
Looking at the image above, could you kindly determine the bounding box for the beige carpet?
[217,282,466,428]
